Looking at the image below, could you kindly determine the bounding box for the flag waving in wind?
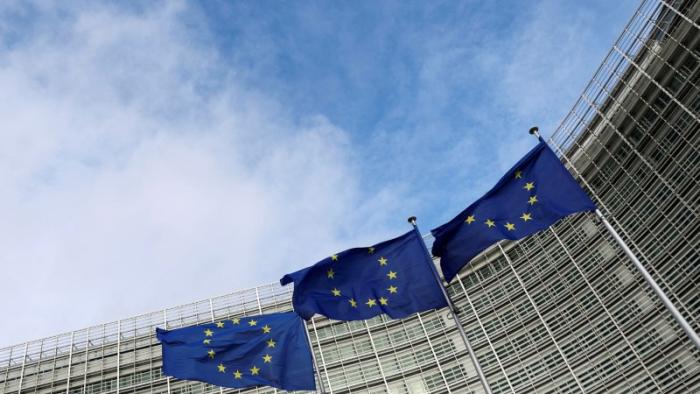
[281,229,447,321]
[156,312,315,391]
[432,140,596,282]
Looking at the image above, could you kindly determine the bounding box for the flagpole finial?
[407,216,417,226]
[529,126,540,137]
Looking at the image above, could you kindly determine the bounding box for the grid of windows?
[1,0,699,393]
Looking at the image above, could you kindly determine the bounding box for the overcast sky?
[0,0,639,346]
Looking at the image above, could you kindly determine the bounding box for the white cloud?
[0,2,396,345]
[0,0,640,346]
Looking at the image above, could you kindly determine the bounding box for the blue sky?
[192,0,640,226]
[0,0,638,345]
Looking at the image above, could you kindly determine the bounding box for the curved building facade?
[1,0,699,393]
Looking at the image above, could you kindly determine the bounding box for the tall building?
[1,0,698,393]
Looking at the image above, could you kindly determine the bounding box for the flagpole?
[595,208,700,350]
[303,319,326,394]
[529,126,700,352]
[408,216,493,394]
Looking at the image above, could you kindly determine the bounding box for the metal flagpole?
[303,319,326,394]
[594,208,700,351]
[529,126,700,352]
[546,129,697,324]
[408,216,493,394]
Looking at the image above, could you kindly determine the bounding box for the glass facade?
[1,0,698,393]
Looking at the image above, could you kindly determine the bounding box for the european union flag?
[281,229,448,321]
[431,141,596,282]
[156,312,315,391]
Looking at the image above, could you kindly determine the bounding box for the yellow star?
[263,354,272,363]
[248,319,257,326]
[528,195,538,205]
[203,339,211,345]
[387,285,398,294]
[231,317,240,325]
[366,298,377,307]
[207,349,216,359]
[331,288,341,297]
[349,298,358,308]
[262,325,271,334]
[204,329,214,337]
[327,268,335,279]
[378,256,388,266]
[504,222,516,231]
[217,363,226,373]
[368,247,375,254]
[387,271,397,279]
[515,170,523,179]
[485,219,495,228]
[464,215,476,224]
[215,321,224,328]
[520,212,532,222]
[233,370,242,379]
[379,297,388,305]
[250,366,260,375]
[331,254,338,261]
[267,339,276,348]
[524,182,535,191]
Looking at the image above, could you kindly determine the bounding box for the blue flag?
[156,312,315,391]
[281,229,448,321]
[431,140,596,282]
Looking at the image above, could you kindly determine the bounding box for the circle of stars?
[462,169,538,233]
[327,247,398,310]
[203,316,277,382]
